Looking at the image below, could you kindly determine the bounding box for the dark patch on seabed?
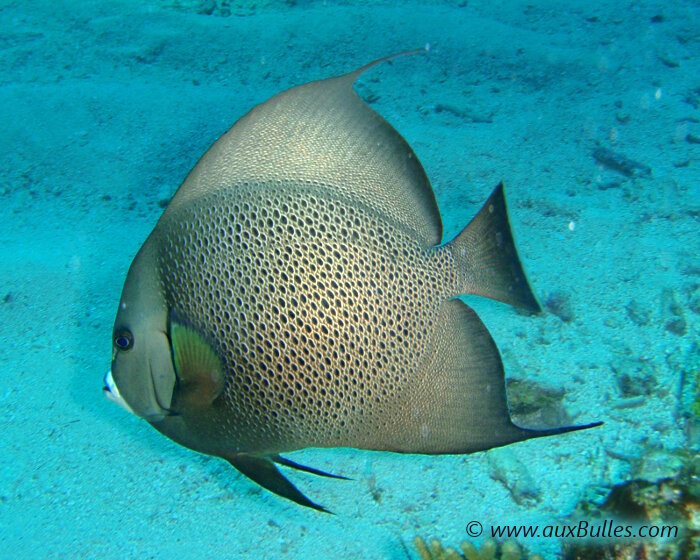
[1,0,698,558]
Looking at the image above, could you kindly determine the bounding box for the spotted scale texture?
[157,181,459,453]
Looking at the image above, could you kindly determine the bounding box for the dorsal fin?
[167,49,442,247]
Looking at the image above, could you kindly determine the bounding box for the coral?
[544,290,575,323]
[506,378,570,428]
[675,342,700,449]
[487,448,540,506]
[625,299,650,326]
[660,287,687,336]
[413,536,544,560]
[691,367,700,419]
[562,451,700,560]
[612,357,658,398]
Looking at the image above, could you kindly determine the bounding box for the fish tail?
[448,182,541,313]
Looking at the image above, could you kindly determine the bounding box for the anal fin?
[373,298,599,454]
[225,453,335,513]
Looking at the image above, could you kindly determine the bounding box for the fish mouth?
[103,370,136,415]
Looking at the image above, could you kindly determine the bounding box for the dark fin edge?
[516,420,603,442]
[449,182,541,313]
[271,454,350,480]
[226,453,334,514]
[459,421,604,455]
[349,47,429,80]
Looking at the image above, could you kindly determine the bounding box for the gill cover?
[110,239,176,421]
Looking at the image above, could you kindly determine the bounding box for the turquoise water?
[1,1,698,558]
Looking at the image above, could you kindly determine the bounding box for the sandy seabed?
[1,1,698,558]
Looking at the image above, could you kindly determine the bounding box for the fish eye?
[114,330,134,351]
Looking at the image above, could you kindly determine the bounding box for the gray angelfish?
[104,51,600,513]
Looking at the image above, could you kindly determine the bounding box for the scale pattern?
[157,182,458,452]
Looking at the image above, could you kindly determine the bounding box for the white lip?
[103,370,135,415]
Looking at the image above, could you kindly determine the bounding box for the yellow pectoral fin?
[170,319,225,408]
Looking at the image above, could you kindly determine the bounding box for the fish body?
[105,52,599,511]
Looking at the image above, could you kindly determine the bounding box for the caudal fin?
[449,183,540,313]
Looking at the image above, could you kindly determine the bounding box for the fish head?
[104,241,176,423]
